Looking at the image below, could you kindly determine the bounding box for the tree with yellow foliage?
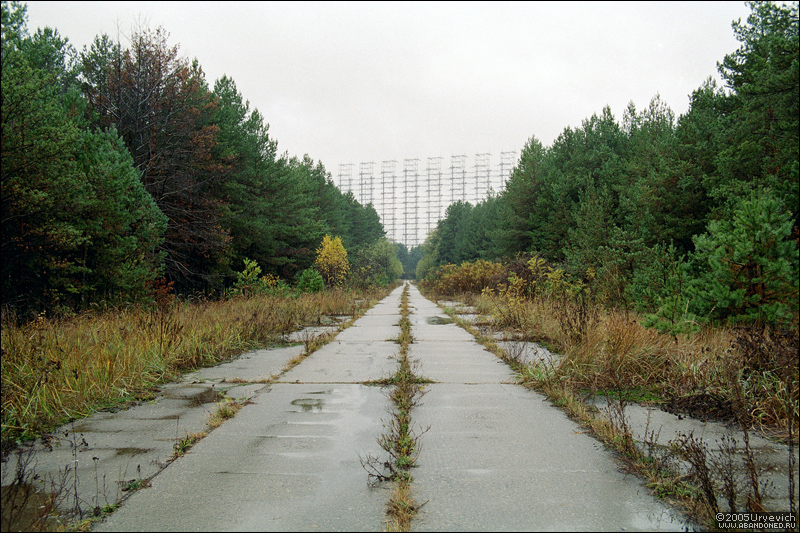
[314,235,349,288]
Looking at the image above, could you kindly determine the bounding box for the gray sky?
[24,1,753,180]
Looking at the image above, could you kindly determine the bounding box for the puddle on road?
[115,447,152,457]
[427,316,454,325]
[1,483,65,532]
[291,398,324,412]
[189,388,224,407]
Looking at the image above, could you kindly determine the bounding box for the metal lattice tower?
[499,151,517,191]
[338,163,354,195]
[403,159,420,247]
[339,150,520,248]
[381,160,398,242]
[450,155,467,204]
[359,162,375,206]
[474,153,491,202]
[426,157,443,238]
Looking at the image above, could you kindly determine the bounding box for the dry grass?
[207,399,244,429]
[470,289,798,434]
[1,286,392,449]
[429,281,798,525]
[385,480,421,532]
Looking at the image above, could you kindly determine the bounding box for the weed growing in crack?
[208,399,245,429]
[672,432,720,516]
[120,478,151,493]
[386,481,426,533]
[282,330,338,373]
[360,283,430,532]
[173,431,207,457]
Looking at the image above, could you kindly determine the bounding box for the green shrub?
[687,190,798,327]
[296,268,324,293]
[231,258,262,296]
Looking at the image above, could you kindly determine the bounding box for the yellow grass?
[458,289,797,433]
[1,286,392,446]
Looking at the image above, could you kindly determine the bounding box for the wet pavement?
[1,344,304,524]
[436,292,798,517]
[93,382,390,531]
[88,284,406,532]
[589,395,799,514]
[406,284,688,531]
[2,282,736,531]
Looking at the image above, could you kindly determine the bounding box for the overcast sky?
[24,1,753,180]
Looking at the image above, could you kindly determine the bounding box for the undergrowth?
[1,285,391,452]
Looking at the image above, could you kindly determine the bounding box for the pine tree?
[2,3,166,311]
[714,1,799,220]
[80,25,229,291]
[688,189,798,326]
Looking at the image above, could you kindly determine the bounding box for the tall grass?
[461,287,797,436]
[1,286,390,449]
[426,280,798,521]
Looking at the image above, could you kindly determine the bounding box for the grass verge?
[1,286,391,451]
[1,285,394,532]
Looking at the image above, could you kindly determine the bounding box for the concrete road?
[93,285,405,532]
[405,283,687,531]
[6,282,692,531]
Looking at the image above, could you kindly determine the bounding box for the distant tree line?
[418,1,798,328]
[2,1,393,315]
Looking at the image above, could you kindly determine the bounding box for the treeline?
[418,1,799,329]
[2,1,396,316]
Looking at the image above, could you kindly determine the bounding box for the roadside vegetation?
[422,254,797,430]
[413,3,798,524]
[420,254,797,525]
[2,0,798,529]
[2,253,396,454]
[2,0,408,452]
[1,265,395,532]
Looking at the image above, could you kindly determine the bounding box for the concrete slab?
[335,323,401,342]
[403,283,691,531]
[6,282,728,531]
[589,397,800,512]
[411,314,477,341]
[436,301,478,315]
[1,342,312,524]
[219,383,268,400]
[408,342,514,384]
[411,383,687,531]
[183,345,305,383]
[283,325,339,343]
[94,383,391,532]
[278,340,398,383]
[496,339,562,366]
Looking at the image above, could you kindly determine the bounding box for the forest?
[5,1,796,328]
[2,0,403,317]
[417,1,798,332]
[1,2,798,524]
